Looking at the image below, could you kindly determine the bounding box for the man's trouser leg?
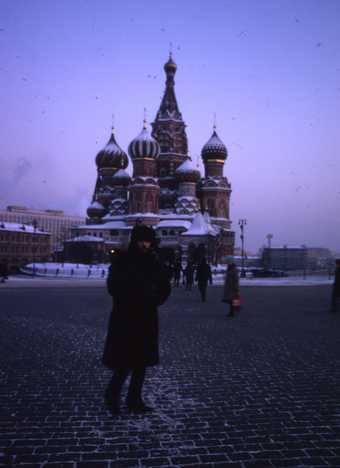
[106,368,129,407]
[127,366,146,405]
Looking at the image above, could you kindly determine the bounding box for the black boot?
[127,399,154,414]
[126,367,153,413]
[105,369,129,414]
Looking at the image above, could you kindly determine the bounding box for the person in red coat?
[103,225,171,414]
[222,263,240,317]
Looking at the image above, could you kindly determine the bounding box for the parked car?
[251,269,287,278]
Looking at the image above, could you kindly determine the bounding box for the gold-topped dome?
[164,53,177,74]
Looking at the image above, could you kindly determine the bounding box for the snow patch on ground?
[15,262,334,286]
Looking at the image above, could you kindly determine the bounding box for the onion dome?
[164,53,177,75]
[128,120,160,159]
[175,157,200,183]
[201,127,228,162]
[87,201,106,218]
[95,127,128,169]
[111,168,131,186]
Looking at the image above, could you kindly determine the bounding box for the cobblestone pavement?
[0,284,339,468]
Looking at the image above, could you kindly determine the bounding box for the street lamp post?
[266,233,273,269]
[239,219,247,278]
[32,219,38,277]
[302,245,307,279]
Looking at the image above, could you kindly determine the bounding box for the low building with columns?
[70,54,235,264]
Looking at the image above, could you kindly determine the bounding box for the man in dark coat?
[173,259,182,287]
[195,257,213,302]
[331,259,340,313]
[222,263,240,317]
[102,225,171,414]
[184,262,195,290]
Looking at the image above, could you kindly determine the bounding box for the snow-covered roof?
[0,221,49,235]
[110,198,127,204]
[88,201,104,209]
[176,159,200,174]
[77,221,130,230]
[102,213,125,221]
[126,213,160,218]
[113,169,130,178]
[210,216,229,221]
[156,220,191,229]
[267,245,308,250]
[133,176,158,182]
[66,235,104,243]
[181,212,217,236]
[159,212,194,220]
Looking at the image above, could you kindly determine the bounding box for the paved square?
[0,283,339,467]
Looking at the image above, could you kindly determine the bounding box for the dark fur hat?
[130,224,156,243]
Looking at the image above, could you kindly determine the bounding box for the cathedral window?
[146,193,154,212]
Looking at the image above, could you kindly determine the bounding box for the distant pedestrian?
[87,269,91,278]
[55,268,59,276]
[173,260,182,287]
[222,263,240,317]
[101,269,106,278]
[184,262,195,290]
[103,224,171,414]
[330,259,340,313]
[164,261,174,283]
[195,258,212,302]
[0,261,9,283]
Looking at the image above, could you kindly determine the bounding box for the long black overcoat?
[102,249,171,370]
[195,263,212,287]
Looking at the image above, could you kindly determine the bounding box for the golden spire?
[111,114,115,134]
[143,107,147,129]
[213,112,217,132]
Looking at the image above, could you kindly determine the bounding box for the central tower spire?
[152,54,189,210]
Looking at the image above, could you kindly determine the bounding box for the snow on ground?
[15,262,334,286]
[214,273,332,286]
[21,262,108,279]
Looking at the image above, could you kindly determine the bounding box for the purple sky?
[1,0,340,253]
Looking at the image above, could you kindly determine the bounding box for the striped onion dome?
[175,157,200,183]
[128,120,160,159]
[201,128,228,162]
[95,128,128,169]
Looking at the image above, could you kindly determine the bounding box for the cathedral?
[70,54,235,264]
